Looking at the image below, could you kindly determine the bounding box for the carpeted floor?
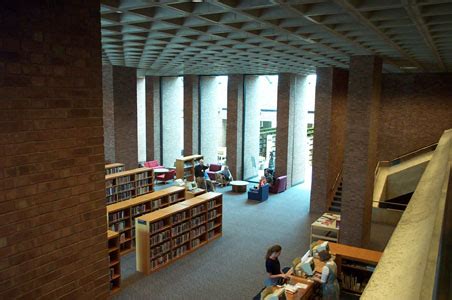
[113,177,393,300]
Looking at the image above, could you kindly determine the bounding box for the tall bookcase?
[106,167,154,205]
[135,192,222,274]
[175,154,203,181]
[310,212,340,244]
[107,230,121,294]
[107,186,186,254]
[105,163,125,175]
[322,242,382,297]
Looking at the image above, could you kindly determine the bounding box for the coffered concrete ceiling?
[100,0,452,76]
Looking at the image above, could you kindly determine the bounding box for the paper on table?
[295,283,308,289]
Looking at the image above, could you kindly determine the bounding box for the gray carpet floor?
[113,179,393,300]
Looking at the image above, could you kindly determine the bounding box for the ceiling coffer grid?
[101,0,452,75]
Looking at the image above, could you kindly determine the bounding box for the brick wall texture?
[226,74,244,180]
[310,68,348,213]
[0,1,109,299]
[378,73,452,161]
[145,76,160,162]
[102,65,115,163]
[341,56,382,247]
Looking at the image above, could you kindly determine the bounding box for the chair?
[156,169,175,184]
[248,184,269,201]
[144,160,164,170]
[269,176,287,194]
[207,164,222,181]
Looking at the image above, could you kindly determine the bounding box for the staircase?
[329,180,342,213]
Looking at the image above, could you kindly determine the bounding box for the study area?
[2,1,452,300]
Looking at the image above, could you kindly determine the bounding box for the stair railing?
[374,142,438,179]
[327,169,342,211]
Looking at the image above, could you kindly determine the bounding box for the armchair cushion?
[156,170,176,183]
[207,164,222,181]
[144,160,164,170]
[269,176,287,194]
[248,184,269,201]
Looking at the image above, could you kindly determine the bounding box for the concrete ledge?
[362,129,452,300]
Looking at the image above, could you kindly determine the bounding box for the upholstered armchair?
[269,176,287,194]
[144,160,165,170]
[248,184,269,201]
[207,164,222,181]
[156,169,176,184]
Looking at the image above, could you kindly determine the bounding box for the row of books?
[172,211,187,223]
[117,191,132,202]
[151,199,162,209]
[150,241,171,259]
[132,204,147,216]
[172,245,188,259]
[136,179,151,187]
[106,166,124,175]
[150,220,166,234]
[191,215,206,227]
[207,200,217,209]
[340,272,367,293]
[171,221,190,236]
[168,194,179,203]
[191,205,206,217]
[172,232,190,247]
[151,253,171,269]
[207,209,218,220]
[150,229,171,245]
[109,211,126,222]
[110,221,128,232]
[191,238,202,248]
[117,176,131,184]
[136,172,151,180]
[191,225,206,238]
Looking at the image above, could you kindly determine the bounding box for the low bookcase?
[175,154,203,181]
[107,230,121,294]
[107,186,186,254]
[135,192,222,274]
[105,163,125,175]
[106,167,154,205]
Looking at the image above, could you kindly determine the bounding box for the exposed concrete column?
[310,67,349,214]
[183,75,199,156]
[276,74,310,187]
[145,76,161,162]
[226,74,244,180]
[341,56,382,247]
[102,65,138,169]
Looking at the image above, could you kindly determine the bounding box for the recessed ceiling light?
[115,10,123,14]
[400,66,417,70]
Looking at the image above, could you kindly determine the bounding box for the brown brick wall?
[0,1,109,299]
[226,75,244,180]
[112,66,138,170]
[276,73,293,184]
[184,75,199,156]
[310,68,348,213]
[378,73,452,161]
[341,56,382,247]
[145,76,160,162]
[102,65,115,163]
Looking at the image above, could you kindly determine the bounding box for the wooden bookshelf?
[310,212,340,244]
[175,154,203,181]
[105,163,125,175]
[107,186,186,254]
[107,230,121,294]
[321,242,382,296]
[135,192,222,274]
[106,167,154,205]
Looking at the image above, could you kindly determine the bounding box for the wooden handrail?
[374,142,437,177]
[327,169,342,210]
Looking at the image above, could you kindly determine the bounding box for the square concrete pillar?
[310,68,349,213]
[145,76,161,162]
[341,56,382,247]
[102,65,138,169]
[184,75,199,156]
[226,74,244,180]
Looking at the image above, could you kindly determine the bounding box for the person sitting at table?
[264,244,290,287]
[215,165,233,187]
[312,250,340,300]
[194,159,215,192]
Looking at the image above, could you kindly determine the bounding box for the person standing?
[264,245,290,286]
[312,250,340,300]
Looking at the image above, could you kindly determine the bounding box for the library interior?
[2,1,452,300]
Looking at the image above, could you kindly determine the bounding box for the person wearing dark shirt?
[264,244,290,286]
[194,159,215,192]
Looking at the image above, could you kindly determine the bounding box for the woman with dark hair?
[264,244,290,286]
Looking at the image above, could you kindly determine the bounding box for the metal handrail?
[327,169,342,210]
